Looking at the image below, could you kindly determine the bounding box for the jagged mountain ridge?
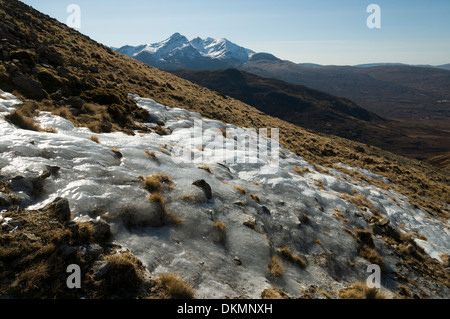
[115,33,254,70]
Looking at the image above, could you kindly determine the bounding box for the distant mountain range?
[113,34,450,72]
[354,63,450,70]
[113,34,450,120]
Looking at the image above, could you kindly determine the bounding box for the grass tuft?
[5,109,41,131]
[154,273,195,299]
[141,174,174,193]
[339,282,388,299]
[278,246,307,269]
[233,186,247,194]
[88,136,100,144]
[269,256,285,278]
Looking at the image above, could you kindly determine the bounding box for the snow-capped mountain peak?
[114,33,255,70]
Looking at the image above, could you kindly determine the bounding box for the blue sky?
[21,0,450,65]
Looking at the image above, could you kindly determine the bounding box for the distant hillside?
[240,57,450,120]
[437,64,450,71]
[169,68,450,162]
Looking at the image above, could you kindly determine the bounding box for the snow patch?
[0,91,448,298]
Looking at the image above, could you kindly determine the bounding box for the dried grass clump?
[212,220,227,244]
[52,107,72,119]
[213,221,227,233]
[88,135,100,144]
[261,287,290,299]
[278,246,307,269]
[154,125,168,136]
[145,150,158,160]
[269,256,285,278]
[42,127,58,133]
[0,205,134,299]
[359,245,385,269]
[153,273,195,299]
[77,221,96,243]
[149,192,165,205]
[355,229,385,270]
[347,193,382,217]
[5,109,41,131]
[167,214,183,226]
[294,166,310,174]
[339,282,388,299]
[249,193,260,203]
[198,165,214,174]
[141,174,174,193]
[102,252,146,291]
[332,209,349,223]
[233,186,247,194]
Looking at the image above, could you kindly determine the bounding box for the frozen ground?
[0,89,448,298]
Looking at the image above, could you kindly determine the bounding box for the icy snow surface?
[0,90,448,298]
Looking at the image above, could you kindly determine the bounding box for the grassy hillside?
[0,0,448,220]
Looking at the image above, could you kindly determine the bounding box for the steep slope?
[168,68,450,162]
[0,0,448,229]
[1,90,449,299]
[0,0,449,299]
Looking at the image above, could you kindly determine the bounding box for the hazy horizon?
[20,0,450,66]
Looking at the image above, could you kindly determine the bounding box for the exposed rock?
[93,261,111,280]
[67,96,85,108]
[12,76,44,98]
[0,192,11,206]
[373,217,401,241]
[89,220,112,242]
[87,244,104,258]
[233,256,243,266]
[60,244,77,257]
[42,197,71,222]
[192,179,212,200]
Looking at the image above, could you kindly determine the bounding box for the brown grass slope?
[0,0,448,219]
